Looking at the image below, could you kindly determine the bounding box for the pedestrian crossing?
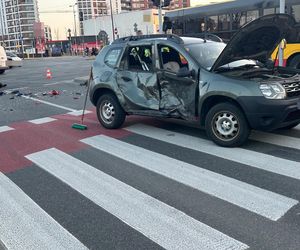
[1,122,300,249]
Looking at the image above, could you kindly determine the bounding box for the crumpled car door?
[116,70,159,110]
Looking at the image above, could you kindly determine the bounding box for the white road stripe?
[81,135,298,221]
[22,95,77,112]
[43,80,73,86]
[28,117,57,125]
[0,172,87,250]
[0,126,14,133]
[26,148,249,250]
[250,130,300,150]
[67,110,92,116]
[126,124,300,180]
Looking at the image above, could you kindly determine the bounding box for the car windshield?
[185,42,226,70]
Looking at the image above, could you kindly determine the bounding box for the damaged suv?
[89,14,300,147]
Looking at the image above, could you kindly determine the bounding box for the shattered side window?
[127,45,153,72]
[104,48,122,67]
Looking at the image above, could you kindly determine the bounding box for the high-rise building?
[77,0,121,35]
[0,0,40,52]
[44,25,52,42]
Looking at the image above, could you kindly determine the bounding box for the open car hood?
[210,14,296,71]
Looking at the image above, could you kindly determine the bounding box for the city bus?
[165,0,300,69]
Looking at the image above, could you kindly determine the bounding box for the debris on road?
[49,90,59,96]
[0,83,7,89]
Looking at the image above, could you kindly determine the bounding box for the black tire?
[96,94,126,129]
[0,70,5,74]
[205,103,250,147]
[279,122,300,130]
[288,54,300,70]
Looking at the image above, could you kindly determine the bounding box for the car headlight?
[259,83,286,99]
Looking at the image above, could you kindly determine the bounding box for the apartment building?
[77,0,121,35]
[0,0,39,52]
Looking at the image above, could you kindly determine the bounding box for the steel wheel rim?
[100,100,115,124]
[212,111,239,141]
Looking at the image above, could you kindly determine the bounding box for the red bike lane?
[0,111,135,174]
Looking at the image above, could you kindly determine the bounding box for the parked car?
[89,14,300,147]
[6,52,23,68]
[0,46,8,74]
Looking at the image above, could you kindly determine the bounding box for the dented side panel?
[116,70,159,110]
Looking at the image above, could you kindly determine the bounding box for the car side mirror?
[176,67,191,77]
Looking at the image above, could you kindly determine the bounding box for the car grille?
[282,81,300,97]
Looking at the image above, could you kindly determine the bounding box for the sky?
[38,0,232,40]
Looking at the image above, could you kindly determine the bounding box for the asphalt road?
[0,57,300,250]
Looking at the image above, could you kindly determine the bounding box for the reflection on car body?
[89,14,300,147]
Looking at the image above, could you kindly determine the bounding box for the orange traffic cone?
[46,68,52,79]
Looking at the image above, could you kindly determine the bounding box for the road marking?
[43,80,73,86]
[28,117,57,125]
[22,95,77,112]
[250,131,300,150]
[26,148,248,250]
[4,87,29,93]
[67,110,92,116]
[0,126,15,133]
[81,135,298,221]
[126,124,300,180]
[0,172,87,250]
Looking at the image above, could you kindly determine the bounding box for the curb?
[73,76,89,85]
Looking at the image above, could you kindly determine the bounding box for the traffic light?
[163,0,171,7]
[79,12,84,21]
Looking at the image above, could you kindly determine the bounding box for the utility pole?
[109,0,115,41]
[279,0,285,66]
[69,3,78,52]
[158,0,163,34]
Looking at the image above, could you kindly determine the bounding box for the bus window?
[218,14,230,31]
[291,5,300,22]
[263,8,275,15]
[247,10,259,22]
[207,16,218,32]
[232,12,246,30]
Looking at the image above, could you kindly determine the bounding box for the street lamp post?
[69,3,78,54]
[109,0,115,41]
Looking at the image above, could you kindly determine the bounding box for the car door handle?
[121,76,132,82]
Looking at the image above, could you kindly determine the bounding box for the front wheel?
[96,94,126,129]
[205,103,250,147]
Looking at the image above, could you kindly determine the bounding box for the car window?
[104,48,122,67]
[126,45,153,72]
[158,45,189,74]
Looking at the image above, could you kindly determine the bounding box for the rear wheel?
[205,103,250,147]
[96,94,126,129]
[288,54,300,70]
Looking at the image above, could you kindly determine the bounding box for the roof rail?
[191,33,223,43]
[112,34,184,44]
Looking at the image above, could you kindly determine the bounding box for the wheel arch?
[200,95,247,127]
[286,52,300,68]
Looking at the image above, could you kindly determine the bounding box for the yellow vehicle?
[271,43,300,69]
